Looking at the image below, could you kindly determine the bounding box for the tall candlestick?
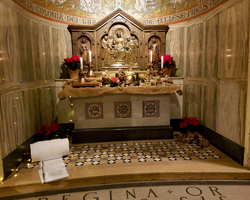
[80,57,83,69]
[89,51,92,63]
[161,56,163,69]
[150,50,152,62]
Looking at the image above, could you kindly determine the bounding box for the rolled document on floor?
[30,138,69,162]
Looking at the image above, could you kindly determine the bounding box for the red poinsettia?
[163,54,174,64]
[180,117,200,131]
[154,55,174,67]
[36,122,61,136]
[63,55,81,71]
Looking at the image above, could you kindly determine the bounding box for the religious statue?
[114,31,126,64]
[80,38,89,64]
[101,35,111,65]
[126,35,139,65]
[149,38,159,62]
[100,27,140,68]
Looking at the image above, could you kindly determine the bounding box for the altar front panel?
[72,93,170,129]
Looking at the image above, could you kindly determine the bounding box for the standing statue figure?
[114,31,126,64]
[80,38,89,64]
[126,36,139,65]
[149,38,159,62]
[101,35,111,65]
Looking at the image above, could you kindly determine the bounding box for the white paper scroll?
[30,138,69,183]
[30,138,69,162]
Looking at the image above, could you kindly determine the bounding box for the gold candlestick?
[87,62,96,77]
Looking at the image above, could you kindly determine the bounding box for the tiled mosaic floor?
[25,140,222,169]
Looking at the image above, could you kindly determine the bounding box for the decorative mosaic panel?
[85,102,103,119]
[115,101,132,118]
[13,0,227,25]
[143,100,159,118]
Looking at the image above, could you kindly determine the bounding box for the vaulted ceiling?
[13,0,227,25]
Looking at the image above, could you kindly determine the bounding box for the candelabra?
[87,62,96,77]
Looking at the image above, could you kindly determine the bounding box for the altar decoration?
[63,55,81,78]
[35,122,69,140]
[154,55,177,77]
[174,117,209,148]
[108,77,119,87]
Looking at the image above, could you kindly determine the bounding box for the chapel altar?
[58,8,183,143]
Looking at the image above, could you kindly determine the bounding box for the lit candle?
[150,50,152,62]
[161,56,163,69]
[80,57,83,69]
[89,51,92,63]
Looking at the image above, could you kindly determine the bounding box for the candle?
[161,56,163,69]
[80,57,83,69]
[89,51,92,63]
[81,78,85,83]
[150,50,152,62]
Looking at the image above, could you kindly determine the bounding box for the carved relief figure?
[149,37,160,62]
[79,37,90,64]
[102,35,112,65]
[114,31,126,64]
[126,35,139,65]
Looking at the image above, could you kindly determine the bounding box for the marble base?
[72,93,170,129]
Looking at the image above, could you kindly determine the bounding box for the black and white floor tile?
[25,140,222,169]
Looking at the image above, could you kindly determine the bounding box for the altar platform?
[0,139,250,199]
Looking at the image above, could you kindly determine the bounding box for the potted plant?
[35,122,69,140]
[154,55,177,77]
[174,117,209,148]
[63,55,81,78]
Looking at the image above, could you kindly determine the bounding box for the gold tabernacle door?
[68,8,169,71]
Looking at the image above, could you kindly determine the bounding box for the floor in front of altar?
[1,139,250,195]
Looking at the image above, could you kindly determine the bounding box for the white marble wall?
[166,0,249,147]
[0,0,72,178]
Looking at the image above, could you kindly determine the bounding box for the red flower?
[63,55,80,64]
[180,122,186,128]
[111,77,118,83]
[36,122,61,136]
[180,117,200,130]
[36,124,46,134]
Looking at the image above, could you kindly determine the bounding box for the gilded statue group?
[101,31,139,67]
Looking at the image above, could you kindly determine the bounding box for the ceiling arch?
[13,0,228,25]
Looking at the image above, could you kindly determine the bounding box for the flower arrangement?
[108,77,119,87]
[63,55,81,71]
[36,122,62,139]
[180,117,200,133]
[154,54,175,68]
[175,117,209,148]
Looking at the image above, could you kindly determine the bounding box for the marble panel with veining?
[186,23,203,77]
[0,92,26,158]
[183,83,202,120]
[0,3,22,83]
[218,0,248,79]
[31,21,42,81]
[42,25,53,80]
[203,80,217,130]
[216,79,246,146]
[165,28,184,77]
[204,14,219,78]
[18,14,34,82]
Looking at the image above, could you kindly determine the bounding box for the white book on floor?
[38,158,69,184]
